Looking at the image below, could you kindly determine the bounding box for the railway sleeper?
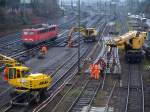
[121,86,142,89]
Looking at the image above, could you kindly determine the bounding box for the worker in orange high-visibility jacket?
[67,39,73,47]
[94,64,100,80]
[89,64,95,79]
[41,45,48,54]
[3,67,9,81]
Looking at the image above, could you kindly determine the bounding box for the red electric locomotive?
[22,24,58,46]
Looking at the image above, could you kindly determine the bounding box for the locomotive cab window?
[49,27,55,31]
[53,27,56,30]
[40,29,48,33]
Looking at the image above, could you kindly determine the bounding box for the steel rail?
[33,45,91,112]
[0,14,106,112]
[38,19,108,112]
[139,64,145,112]
[104,81,117,112]
[34,16,105,111]
[50,79,85,112]
[125,64,144,112]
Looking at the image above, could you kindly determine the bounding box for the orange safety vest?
[89,64,95,78]
[41,46,47,54]
[94,64,100,80]
[94,64,100,72]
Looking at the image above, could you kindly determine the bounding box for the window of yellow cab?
[8,68,16,79]
[8,67,29,79]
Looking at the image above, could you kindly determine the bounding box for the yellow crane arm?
[0,54,20,67]
[106,31,137,49]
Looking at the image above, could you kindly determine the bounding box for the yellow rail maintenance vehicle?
[106,31,147,63]
[0,54,52,106]
[67,27,97,47]
[81,28,97,41]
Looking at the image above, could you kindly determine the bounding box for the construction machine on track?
[106,31,147,63]
[0,54,51,105]
[67,27,97,47]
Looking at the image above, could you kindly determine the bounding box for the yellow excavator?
[106,31,147,63]
[0,54,52,105]
[67,27,97,47]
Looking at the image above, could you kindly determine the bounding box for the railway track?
[31,17,109,112]
[0,12,102,56]
[124,64,144,112]
[117,9,129,34]
[104,81,117,112]
[0,18,82,110]
[0,17,83,70]
[33,18,112,112]
[0,26,73,56]
[0,14,106,112]
[0,17,104,111]
[42,36,107,112]
[32,43,95,112]
[0,14,80,56]
[67,79,101,112]
[0,43,90,112]
[0,14,100,58]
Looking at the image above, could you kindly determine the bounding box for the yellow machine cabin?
[130,32,146,49]
[7,67,51,90]
[0,54,51,90]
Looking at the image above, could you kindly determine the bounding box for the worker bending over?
[40,45,48,55]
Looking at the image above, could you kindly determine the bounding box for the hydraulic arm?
[67,27,97,47]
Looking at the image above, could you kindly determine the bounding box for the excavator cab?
[7,66,29,79]
[4,66,30,87]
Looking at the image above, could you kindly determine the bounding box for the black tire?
[92,38,96,42]
[35,92,41,104]
[83,39,87,42]
[41,89,49,99]
[10,91,17,98]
